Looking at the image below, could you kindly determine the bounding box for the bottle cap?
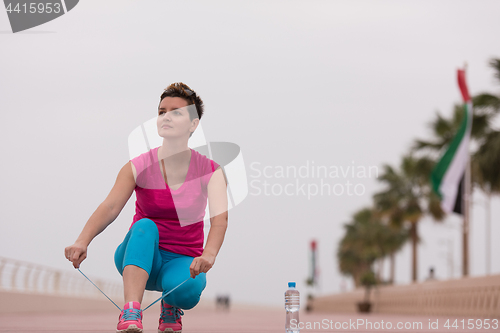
[288,282,296,288]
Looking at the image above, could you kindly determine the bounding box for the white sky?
[1,0,500,308]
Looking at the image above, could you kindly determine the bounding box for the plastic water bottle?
[285,282,300,333]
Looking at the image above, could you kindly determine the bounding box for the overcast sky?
[1,0,500,308]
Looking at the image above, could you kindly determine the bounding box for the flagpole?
[463,62,470,277]
[431,65,473,278]
[486,193,491,275]
[463,148,470,277]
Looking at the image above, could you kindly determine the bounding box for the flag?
[431,69,473,214]
[308,240,317,286]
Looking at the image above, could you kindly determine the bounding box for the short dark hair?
[159,82,204,121]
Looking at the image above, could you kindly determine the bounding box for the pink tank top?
[129,147,219,257]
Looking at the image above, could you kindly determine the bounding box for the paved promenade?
[0,304,496,332]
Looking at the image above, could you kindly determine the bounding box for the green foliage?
[337,207,408,287]
[360,270,377,287]
[305,277,314,287]
[473,130,500,193]
[489,58,500,83]
[374,154,445,225]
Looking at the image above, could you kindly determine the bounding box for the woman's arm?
[64,161,136,268]
[190,167,228,278]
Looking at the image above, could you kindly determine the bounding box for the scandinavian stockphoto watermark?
[249,161,378,199]
[4,0,79,33]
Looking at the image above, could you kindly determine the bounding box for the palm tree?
[472,130,500,274]
[373,155,445,282]
[473,130,500,193]
[473,58,500,275]
[472,58,500,194]
[371,208,409,284]
[337,208,378,288]
[337,207,408,287]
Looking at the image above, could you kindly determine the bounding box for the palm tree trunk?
[411,222,418,282]
[376,258,384,283]
[353,269,362,288]
[486,191,491,275]
[390,252,395,284]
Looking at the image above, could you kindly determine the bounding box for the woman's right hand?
[64,242,87,269]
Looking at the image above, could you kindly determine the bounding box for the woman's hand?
[190,253,216,278]
[64,242,87,269]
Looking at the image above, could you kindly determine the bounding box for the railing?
[309,274,500,319]
[373,275,500,318]
[0,256,159,303]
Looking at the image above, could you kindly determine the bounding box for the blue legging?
[114,218,206,310]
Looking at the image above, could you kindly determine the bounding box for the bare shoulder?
[129,161,137,183]
[209,166,227,186]
[207,166,228,218]
[117,161,136,185]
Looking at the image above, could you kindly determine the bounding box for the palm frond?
[489,58,500,84]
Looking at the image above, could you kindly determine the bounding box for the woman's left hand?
[190,253,216,278]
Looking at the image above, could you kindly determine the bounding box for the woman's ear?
[190,118,200,134]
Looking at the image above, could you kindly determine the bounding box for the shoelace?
[121,308,142,321]
[160,303,185,323]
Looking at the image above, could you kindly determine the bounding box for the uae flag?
[431,69,473,214]
[309,240,317,286]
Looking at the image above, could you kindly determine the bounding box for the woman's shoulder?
[132,146,158,160]
[130,147,158,171]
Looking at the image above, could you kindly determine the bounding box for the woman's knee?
[163,274,206,309]
[114,243,124,275]
[169,285,202,309]
[131,218,159,239]
[115,218,159,275]
[177,294,200,310]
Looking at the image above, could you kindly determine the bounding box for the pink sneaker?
[158,300,184,333]
[117,301,143,333]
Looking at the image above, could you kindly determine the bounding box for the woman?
[64,82,228,333]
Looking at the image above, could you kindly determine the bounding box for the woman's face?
[157,97,198,139]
